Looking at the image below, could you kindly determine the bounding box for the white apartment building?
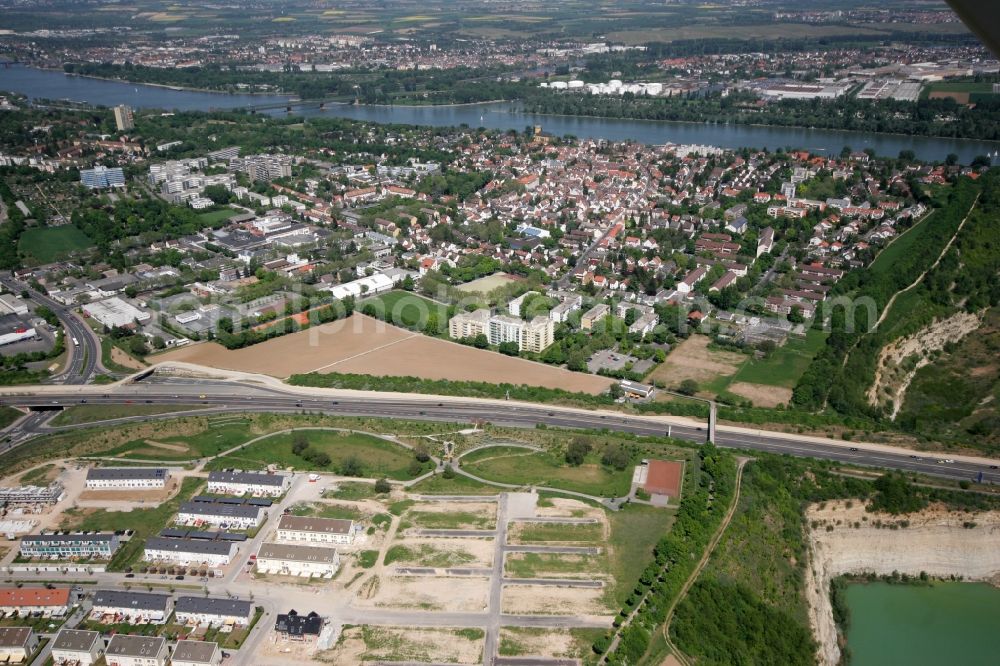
[522,316,555,353]
[143,538,237,568]
[255,543,341,578]
[85,467,169,490]
[105,635,168,666]
[450,310,554,352]
[171,640,222,666]
[51,629,103,666]
[174,597,253,627]
[448,308,490,339]
[276,515,355,545]
[176,502,265,529]
[206,471,289,497]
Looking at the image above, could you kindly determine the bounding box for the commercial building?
[85,467,169,490]
[82,297,150,330]
[274,610,323,640]
[177,501,265,530]
[255,543,340,578]
[620,379,655,400]
[19,532,121,560]
[143,537,237,568]
[51,629,104,665]
[276,515,355,545]
[0,588,70,616]
[113,105,134,132]
[0,627,37,663]
[171,640,222,666]
[206,470,289,496]
[174,597,253,626]
[80,166,126,190]
[105,635,168,666]
[0,294,29,316]
[91,590,172,624]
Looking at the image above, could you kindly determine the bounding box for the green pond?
[845,581,1000,665]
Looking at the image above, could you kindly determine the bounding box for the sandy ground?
[260,632,323,663]
[353,574,490,612]
[504,553,606,580]
[323,625,483,664]
[111,346,147,371]
[501,585,610,616]
[646,335,744,390]
[726,381,792,408]
[77,476,183,503]
[388,537,495,568]
[158,314,612,394]
[498,627,586,659]
[805,500,1000,666]
[867,311,982,419]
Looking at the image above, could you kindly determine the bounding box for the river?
[845,581,1000,665]
[2,65,998,163]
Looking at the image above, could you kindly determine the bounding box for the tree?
[374,478,392,494]
[442,464,456,479]
[340,456,364,477]
[498,341,520,356]
[869,473,927,514]
[472,333,489,349]
[601,444,630,471]
[565,437,592,466]
[677,379,699,396]
[291,433,309,455]
[407,458,425,477]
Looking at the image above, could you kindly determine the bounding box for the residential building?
[171,640,222,666]
[175,597,253,627]
[19,532,121,560]
[85,468,169,490]
[255,543,341,578]
[104,635,168,666]
[508,291,539,317]
[176,501,265,529]
[206,471,289,496]
[80,166,126,190]
[0,484,61,506]
[142,537,237,568]
[581,303,609,330]
[231,154,292,182]
[274,610,323,640]
[757,227,775,257]
[51,629,103,666]
[0,588,70,616]
[522,316,555,353]
[91,590,172,624]
[676,267,708,294]
[0,627,37,664]
[276,515,355,545]
[488,314,524,347]
[113,105,134,132]
[448,309,490,340]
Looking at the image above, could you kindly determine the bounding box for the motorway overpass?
[2,375,998,485]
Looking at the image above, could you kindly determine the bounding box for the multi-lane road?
[3,376,999,485]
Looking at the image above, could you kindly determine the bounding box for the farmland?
[158,313,612,394]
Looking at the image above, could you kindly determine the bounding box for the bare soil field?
[353,574,489,612]
[158,314,612,394]
[645,335,744,392]
[111,346,147,371]
[498,627,595,660]
[455,272,519,293]
[501,585,611,616]
[533,498,604,520]
[321,625,483,664]
[78,477,182,503]
[727,381,792,408]
[388,537,495,568]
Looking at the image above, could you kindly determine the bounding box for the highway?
[2,376,998,485]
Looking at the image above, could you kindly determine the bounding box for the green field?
[867,209,935,278]
[405,508,496,530]
[19,225,94,263]
[96,417,257,461]
[361,290,450,332]
[461,447,633,497]
[0,406,22,430]
[51,403,205,427]
[732,329,829,388]
[197,209,238,224]
[60,476,203,571]
[207,429,429,479]
[408,471,498,495]
[513,522,603,543]
[606,503,676,605]
[504,552,604,579]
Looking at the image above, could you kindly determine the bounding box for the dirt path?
[657,457,747,666]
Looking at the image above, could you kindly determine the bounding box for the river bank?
[804,500,1000,665]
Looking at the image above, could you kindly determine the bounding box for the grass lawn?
[461,448,633,497]
[405,509,495,530]
[197,209,238,225]
[50,404,206,427]
[207,430,427,480]
[731,329,829,388]
[409,472,498,495]
[868,209,935,278]
[513,522,603,543]
[606,503,677,605]
[361,290,450,332]
[19,225,94,263]
[59,476,203,571]
[94,419,255,461]
[323,482,378,501]
[0,406,22,430]
[291,501,363,521]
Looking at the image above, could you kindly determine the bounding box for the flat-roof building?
[85,467,169,490]
[276,515,355,545]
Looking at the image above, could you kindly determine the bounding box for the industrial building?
[82,297,150,330]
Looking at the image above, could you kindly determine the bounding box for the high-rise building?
[449,309,553,352]
[113,105,134,132]
[80,166,126,190]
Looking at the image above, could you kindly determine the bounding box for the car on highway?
[849,447,859,452]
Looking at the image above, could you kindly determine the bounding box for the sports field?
[455,272,518,293]
[157,313,612,394]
